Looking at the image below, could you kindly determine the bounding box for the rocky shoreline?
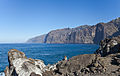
[4,36,120,76]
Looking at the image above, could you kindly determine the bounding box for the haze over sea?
[0,43,99,74]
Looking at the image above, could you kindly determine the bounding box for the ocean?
[0,43,99,76]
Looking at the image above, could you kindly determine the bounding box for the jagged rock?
[95,36,120,56]
[4,49,55,76]
[8,49,26,66]
[42,36,120,76]
[4,66,10,76]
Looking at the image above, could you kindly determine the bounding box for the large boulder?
[95,36,120,56]
[54,54,97,75]
[4,49,52,76]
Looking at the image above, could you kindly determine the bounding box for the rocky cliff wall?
[27,17,120,44]
[44,26,96,44]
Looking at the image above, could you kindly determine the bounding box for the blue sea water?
[0,43,99,73]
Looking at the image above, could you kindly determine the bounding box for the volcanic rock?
[4,49,56,76]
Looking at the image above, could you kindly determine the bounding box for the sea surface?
[0,43,99,75]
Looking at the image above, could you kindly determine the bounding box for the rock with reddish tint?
[4,66,9,76]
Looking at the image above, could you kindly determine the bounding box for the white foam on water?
[0,72,5,76]
[40,54,51,55]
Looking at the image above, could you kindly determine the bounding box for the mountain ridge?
[27,17,120,44]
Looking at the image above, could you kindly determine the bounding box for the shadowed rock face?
[5,36,120,76]
[95,36,120,56]
[45,26,96,44]
[27,17,120,44]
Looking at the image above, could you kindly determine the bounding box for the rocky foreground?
[5,36,120,76]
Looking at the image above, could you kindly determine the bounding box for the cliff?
[44,25,96,44]
[27,34,46,43]
[27,17,120,44]
[5,36,120,76]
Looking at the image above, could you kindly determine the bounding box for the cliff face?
[44,25,96,44]
[27,17,120,44]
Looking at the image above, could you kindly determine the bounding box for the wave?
[39,54,51,55]
[0,72,5,76]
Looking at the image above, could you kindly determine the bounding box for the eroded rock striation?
[27,17,120,44]
[5,36,120,76]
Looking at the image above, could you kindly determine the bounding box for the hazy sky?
[0,0,120,43]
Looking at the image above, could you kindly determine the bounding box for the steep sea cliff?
[27,17,120,44]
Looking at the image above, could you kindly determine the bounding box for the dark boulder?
[95,36,120,56]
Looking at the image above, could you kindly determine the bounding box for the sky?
[0,0,120,43]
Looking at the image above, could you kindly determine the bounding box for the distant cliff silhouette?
[27,17,120,44]
[27,34,46,43]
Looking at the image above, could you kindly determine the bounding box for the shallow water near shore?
[0,43,99,74]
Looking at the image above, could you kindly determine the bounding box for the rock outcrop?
[95,36,120,56]
[27,17,120,44]
[5,36,120,76]
[4,49,56,76]
[42,55,120,76]
[42,36,120,76]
